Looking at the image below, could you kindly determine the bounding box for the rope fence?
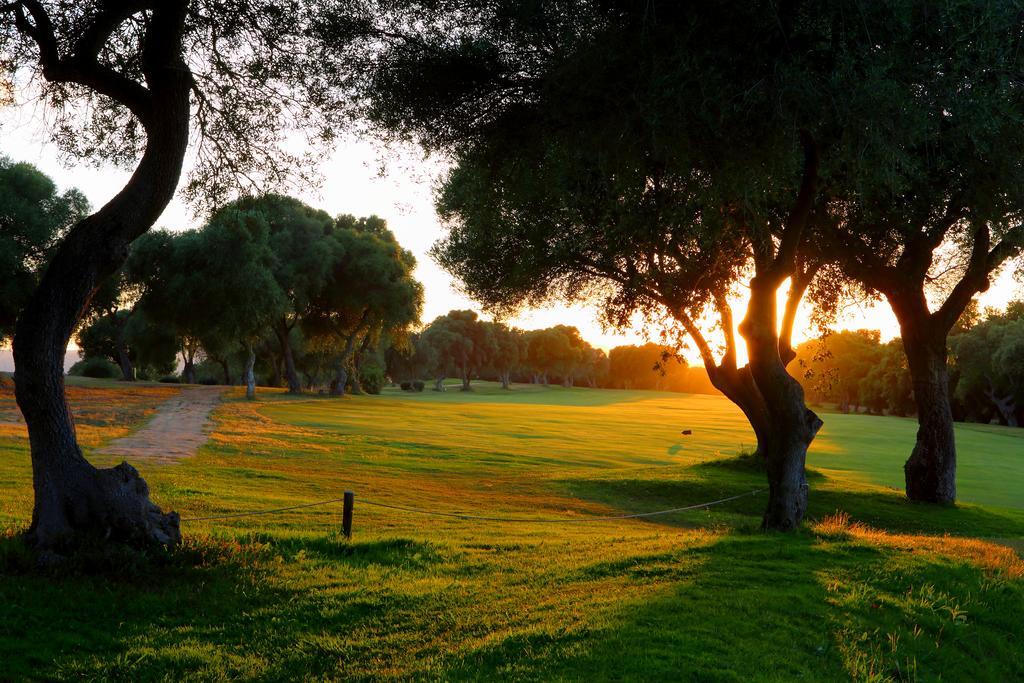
[180,488,766,535]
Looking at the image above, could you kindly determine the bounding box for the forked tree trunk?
[500,372,511,390]
[244,343,257,401]
[181,353,197,385]
[11,7,190,551]
[901,334,957,503]
[434,376,446,392]
[741,276,822,531]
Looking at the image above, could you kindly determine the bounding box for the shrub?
[67,356,120,379]
[400,381,413,391]
[360,366,386,395]
[158,375,180,384]
[412,380,425,392]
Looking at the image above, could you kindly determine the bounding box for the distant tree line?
[795,302,1024,428]
[70,193,424,400]
[388,315,717,394]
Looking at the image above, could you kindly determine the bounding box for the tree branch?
[779,263,820,365]
[771,130,819,280]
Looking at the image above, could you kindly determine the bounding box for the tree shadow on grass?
[434,531,1024,681]
[0,532,448,681]
[436,532,860,681]
[555,455,1024,538]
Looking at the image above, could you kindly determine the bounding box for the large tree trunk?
[741,276,822,531]
[113,315,134,382]
[901,333,957,503]
[330,364,348,397]
[349,356,364,395]
[274,324,302,393]
[11,6,190,551]
[349,364,364,395]
[244,343,257,401]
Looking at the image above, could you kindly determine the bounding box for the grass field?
[1,380,1022,681]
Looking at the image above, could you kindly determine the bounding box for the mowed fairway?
[1,380,1023,681]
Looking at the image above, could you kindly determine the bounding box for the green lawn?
[1,381,1022,681]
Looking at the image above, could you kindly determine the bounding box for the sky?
[2,103,1021,367]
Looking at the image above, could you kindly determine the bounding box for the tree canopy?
[359,0,1024,520]
[361,0,846,528]
[0,157,87,343]
[304,214,423,395]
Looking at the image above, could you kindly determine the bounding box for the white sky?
[2,103,1020,366]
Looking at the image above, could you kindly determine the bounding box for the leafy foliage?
[0,158,88,342]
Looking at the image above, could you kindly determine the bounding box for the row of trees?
[797,303,1024,427]
[4,1,1023,547]
[72,194,423,401]
[361,0,1024,527]
[389,315,715,393]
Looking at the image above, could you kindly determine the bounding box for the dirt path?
[101,386,225,463]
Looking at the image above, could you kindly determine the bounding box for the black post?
[343,490,354,539]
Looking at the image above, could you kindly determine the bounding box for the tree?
[486,322,523,390]
[951,304,1024,427]
[859,340,915,417]
[1,1,366,549]
[74,309,177,380]
[524,325,589,387]
[386,332,433,385]
[365,1,837,528]
[77,242,172,382]
[304,214,423,396]
[0,157,87,344]
[608,344,686,392]
[219,195,337,394]
[188,204,287,399]
[816,1,1024,502]
[420,311,493,391]
[128,230,209,384]
[795,330,883,412]
[579,347,609,389]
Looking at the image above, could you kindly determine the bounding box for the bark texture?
[901,333,957,503]
[741,276,822,530]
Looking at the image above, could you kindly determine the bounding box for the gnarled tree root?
[29,461,180,552]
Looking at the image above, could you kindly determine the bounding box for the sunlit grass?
[0,379,1021,680]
